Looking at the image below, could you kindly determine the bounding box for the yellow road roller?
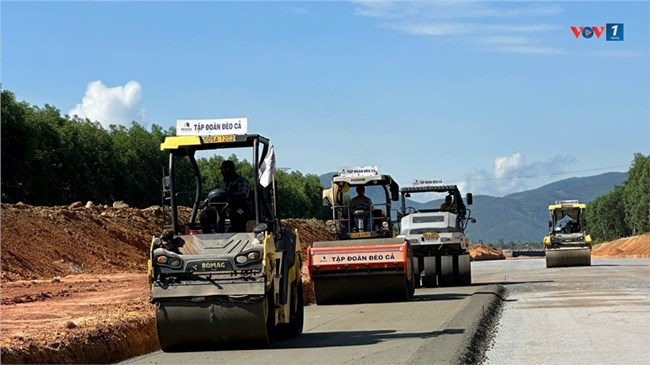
[148,119,303,351]
[543,200,592,268]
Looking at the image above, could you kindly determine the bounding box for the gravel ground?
[475,258,650,365]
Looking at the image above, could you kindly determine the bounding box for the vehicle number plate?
[350,231,372,238]
[201,135,236,143]
[423,232,439,241]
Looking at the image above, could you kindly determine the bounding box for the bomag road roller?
[307,166,415,305]
[148,118,303,351]
[543,200,592,268]
[398,182,476,288]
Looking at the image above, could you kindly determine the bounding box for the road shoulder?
[408,284,506,364]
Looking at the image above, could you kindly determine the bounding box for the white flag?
[259,145,276,188]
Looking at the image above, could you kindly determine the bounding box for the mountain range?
[319,172,628,243]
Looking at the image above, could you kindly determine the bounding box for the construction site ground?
[1,203,648,364]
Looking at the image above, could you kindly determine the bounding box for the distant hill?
[318,172,336,188]
[320,171,628,243]
[440,172,627,243]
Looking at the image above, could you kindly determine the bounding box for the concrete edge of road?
[408,284,507,365]
[456,284,507,365]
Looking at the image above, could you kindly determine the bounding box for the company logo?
[571,26,605,39]
[571,24,624,41]
[606,23,624,41]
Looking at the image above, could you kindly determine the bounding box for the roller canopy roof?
[400,185,460,193]
[160,134,269,153]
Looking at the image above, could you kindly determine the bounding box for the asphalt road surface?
[122,283,502,365]
[480,257,650,365]
[121,257,650,365]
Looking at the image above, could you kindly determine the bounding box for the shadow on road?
[410,292,470,301]
[275,328,465,349]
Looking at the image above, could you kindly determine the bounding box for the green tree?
[1,91,32,202]
[587,185,631,242]
[0,89,330,216]
[21,103,67,205]
[109,122,170,207]
[623,153,650,234]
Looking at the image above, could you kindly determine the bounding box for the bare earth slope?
[2,203,644,364]
[1,203,170,364]
[0,203,331,364]
[592,234,650,258]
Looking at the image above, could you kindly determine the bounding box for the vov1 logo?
[571,24,624,41]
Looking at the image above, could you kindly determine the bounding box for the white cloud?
[353,1,562,20]
[69,80,145,129]
[490,45,565,55]
[290,7,310,15]
[580,50,645,58]
[494,152,525,179]
[458,153,576,196]
[385,22,473,36]
[478,35,531,46]
[353,1,564,55]
[353,1,404,19]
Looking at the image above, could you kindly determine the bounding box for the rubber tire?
[407,274,415,299]
[412,257,421,289]
[422,256,438,288]
[422,275,437,288]
[457,253,471,286]
[438,255,455,286]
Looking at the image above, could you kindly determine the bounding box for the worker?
[349,186,373,231]
[440,195,456,212]
[200,160,251,233]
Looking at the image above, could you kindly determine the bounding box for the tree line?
[586,153,649,242]
[1,90,329,220]
[3,89,647,238]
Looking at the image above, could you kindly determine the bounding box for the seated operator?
[349,186,373,231]
[440,195,456,212]
[199,160,251,233]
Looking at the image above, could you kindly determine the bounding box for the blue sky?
[3,1,649,197]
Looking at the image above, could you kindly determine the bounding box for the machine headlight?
[168,257,182,267]
[155,255,182,268]
[235,251,262,265]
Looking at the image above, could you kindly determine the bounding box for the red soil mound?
[592,234,650,258]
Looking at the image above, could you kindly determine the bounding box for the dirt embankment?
[1,202,173,364]
[469,243,506,261]
[3,202,645,364]
[0,203,333,364]
[592,234,650,258]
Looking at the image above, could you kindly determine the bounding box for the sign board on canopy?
[339,166,379,177]
[413,179,443,186]
[176,118,248,136]
[555,200,580,205]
